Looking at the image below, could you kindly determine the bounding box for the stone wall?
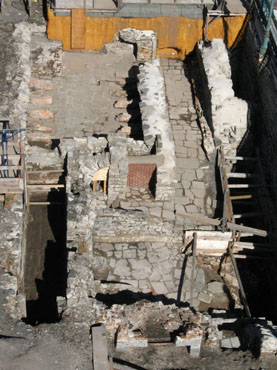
[0,199,25,319]
[138,59,177,200]
[107,134,128,204]
[93,208,182,243]
[197,39,248,158]
[119,28,157,63]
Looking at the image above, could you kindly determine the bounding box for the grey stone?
[207,281,225,294]
[162,209,175,220]
[221,337,240,349]
[114,259,131,277]
[150,207,162,217]
[123,249,137,259]
[151,281,168,295]
[185,205,198,213]
[176,158,199,169]
[198,292,212,304]
[129,259,152,280]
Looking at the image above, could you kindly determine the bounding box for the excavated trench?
[23,189,67,325]
[20,34,277,330]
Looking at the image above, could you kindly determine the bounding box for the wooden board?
[92,325,110,370]
[71,9,86,49]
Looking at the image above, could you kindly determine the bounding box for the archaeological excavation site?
[1,0,277,369]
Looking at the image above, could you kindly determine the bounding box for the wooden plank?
[226,222,268,237]
[29,202,65,205]
[27,184,64,189]
[71,9,86,49]
[176,213,221,226]
[233,212,263,219]
[230,195,253,200]
[234,241,271,248]
[224,156,257,161]
[233,254,271,260]
[227,173,260,178]
[92,325,110,370]
[228,184,266,188]
[27,169,64,174]
[190,233,197,303]
[229,247,251,318]
[185,231,232,240]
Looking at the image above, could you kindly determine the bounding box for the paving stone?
[185,204,198,213]
[129,259,152,280]
[114,259,131,277]
[149,207,162,218]
[181,180,191,189]
[175,204,186,215]
[151,281,168,295]
[163,201,175,211]
[150,270,162,281]
[208,281,225,294]
[165,280,176,291]
[162,209,175,220]
[191,188,205,198]
[123,249,137,259]
[138,250,147,259]
[221,337,240,349]
[176,158,199,169]
[100,243,114,252]
[198,292,212,304]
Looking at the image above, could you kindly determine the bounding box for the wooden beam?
[224,156,257,161]
[71,9,86,49]
[92,325,110,370]
[228,184,266,188]
[230,195,253,200]
[27,169,64,173]
[29,202,65,205]
[190,233,197,303]
[227,173,260,179]
[229,247,251,318]
[233,212,263,219]
[176,213,221,226]
[27,184,64,189]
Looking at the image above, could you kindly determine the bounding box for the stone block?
[208,281,225,294]
[151,281,168,295]
[221,337,240,349]
[198,292,212,304]
[185,204,198,213]
[162,209,175,220]
[176,158,199,169]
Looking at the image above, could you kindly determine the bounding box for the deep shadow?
[43,0,48,20]
[177,254,188,304]
[95,290,190,309]
[123,66,143,140]
[24,166,67,325]
[113,358,146,370]
[148,167,157,198]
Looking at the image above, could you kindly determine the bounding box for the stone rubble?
[119,28,157,62]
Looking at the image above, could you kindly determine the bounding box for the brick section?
[127,163,156,188]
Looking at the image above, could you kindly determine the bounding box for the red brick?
[127,164,156,188]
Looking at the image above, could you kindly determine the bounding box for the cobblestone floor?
[161,58,217,222]
[94,241,184,299]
